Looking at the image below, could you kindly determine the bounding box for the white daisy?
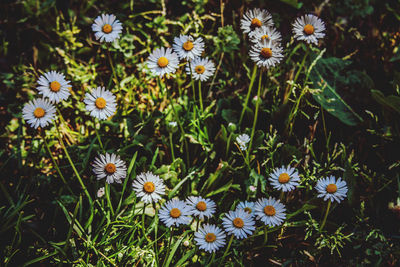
[222,209,255,239]
[236,134,250,151]
[92,153,127,184]
[249,26,282,44]
[22,98,56,129]
[146,47,179,77]
[185,57,215,82]
[292,14,326,45]
[84,87,117,120]
[186,196,216,220]
[254,197,286,227]
[173,35,204,61]
[240,8,274,35]
[132,171,165,204]
[36,71,71,103]
[315,176,348,203]
[268,166,300,192]
[249,39,284,69]
[92,14,123,43]
[235,201,255,216]
[194,224,226,253]
[159,199,191,227]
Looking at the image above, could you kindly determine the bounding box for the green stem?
[246,70,263,163]
[94,122,104,152]
[320,201,331,231]
[198,80,203,112]
[105,183,114,217]
[263,225,268,245]
[169,132,175,162]
[239,64,257,127]
[279,191,284,202]
[162,227,174,267]
[225,132,233,159]
[284,46,309,104]
[220,234,234,265]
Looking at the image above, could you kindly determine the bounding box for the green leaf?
[371,90,400,114]
[310,57,364,126]
[279,0,303,9]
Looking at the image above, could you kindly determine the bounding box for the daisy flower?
[84,87,117,120]
[92,153,127,184]
[146,47,179,77]
[36,71,71,103]
[249,26,282,44]
[92,14,123,43]
[292,14,326,45]
[249,39,284,69]
[240,8,274,35]
[235,201,255,216]
[194,224,226,253]
[186,196,216,220]
[315,176,348,203]
[159,199,191,227]
[22,98,56,129]
[254,197,286,227]
[173,35,204,61]
[185,57,215,82]
[222,209,255,239]
[268,166,300,192]
[236,133,250,151]
[132,171,165,204]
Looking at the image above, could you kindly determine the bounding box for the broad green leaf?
[279,0,303,9]
[371,90,400,114]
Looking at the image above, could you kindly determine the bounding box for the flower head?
[315,176,348,203]
[92,14,123,42]
[22,98,56,129]
[249,26,282,44]
[146,47,179,77]
[222,209,255,239]
[159,199,191,227]
[240,8,274,35]
[36,71,71,103]
[92,153,127,184]
[292,14,326,45]
[173,35,204,61]
[194,224,226,253]
[254,197,286,227]
[236,134,250,151]
[132,171,165,203]
[235,201,255,216]
[84,87,117,120]
[249,39,284,69]
[186,196,216,220]
[268,166,300,192]
[186,57,215,82]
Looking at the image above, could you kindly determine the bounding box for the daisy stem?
[279,191,285,202]
[169,132,175,162]
[94,121,104,152]
[263,225,268,245]
[246,69,263,164]
[198,80,203,112]
[239,64,257,127]
[105,183,114,217]
[284,46,309,104]
[162,227,174,267]
[220,234,234,265]
[196,219,200,232]
[207,252,216,266]
[320,200,331,231]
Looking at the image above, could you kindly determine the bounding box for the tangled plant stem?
[239,64,257,127]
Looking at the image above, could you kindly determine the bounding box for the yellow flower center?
[143,182,155,193]
[244,207,252,213]
[264,205,276,216]
[251,18,262,28]
[303,24,315,35]
[196,201,207,211]
[278,173,290,184]
[195,65,205,74]
[182,41,194,51]
[102,24,112,33]
[260,47,272,59]
[95,97,106,109]
[326,184,338,194]
[34,107,45,118]
[261,34,269,41]
[104,163,116,174]
[233,217,244,228]
[50,81,61,92]
[205,233,216,243]
[170,208,181,218]
[157,56,169,68]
